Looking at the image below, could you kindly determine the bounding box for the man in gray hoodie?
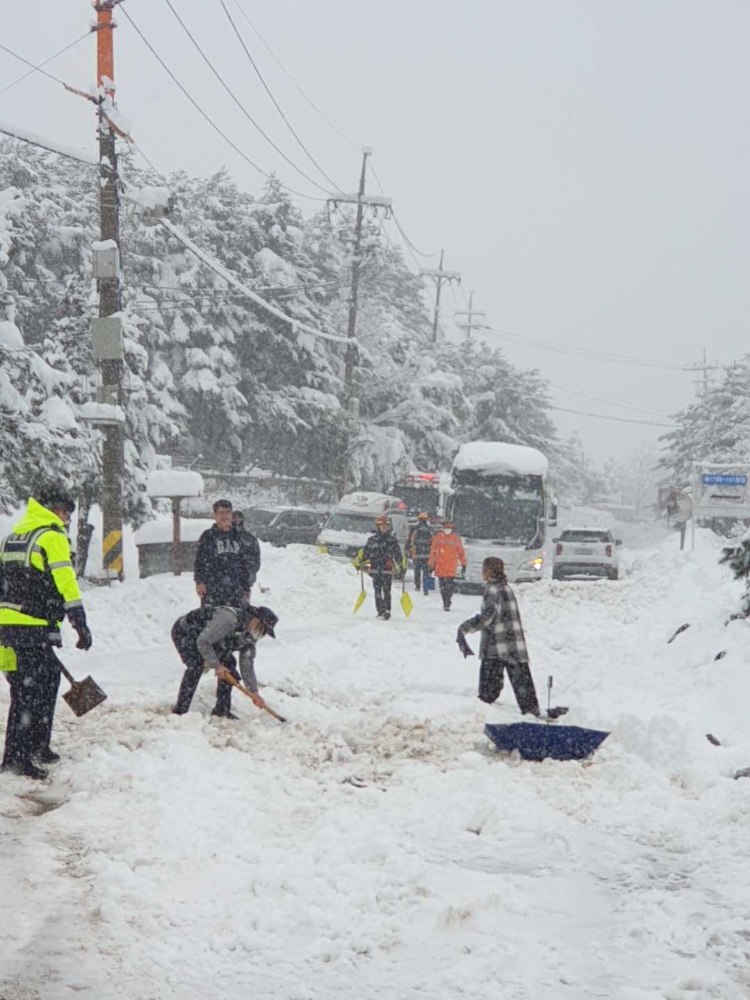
[171,602,278,718]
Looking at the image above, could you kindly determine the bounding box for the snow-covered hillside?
[2,530,750,999]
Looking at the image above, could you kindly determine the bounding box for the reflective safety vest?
[0,498,83,630]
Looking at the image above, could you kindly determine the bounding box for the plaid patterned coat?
[460,582,529,664]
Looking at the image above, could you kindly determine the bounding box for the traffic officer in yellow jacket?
[0,488,93,779]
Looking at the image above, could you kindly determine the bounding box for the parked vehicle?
[316,492,410,562]
[244,506,324,548]
[387,471,444,526]
[444,442,558,588]
[552,527,622,581]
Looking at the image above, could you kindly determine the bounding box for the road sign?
[702,474,747,487]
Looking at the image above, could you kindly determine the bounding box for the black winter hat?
[36,486,75,514]
[253,606,278,638]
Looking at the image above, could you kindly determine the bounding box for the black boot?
[211,708,239,720]
[1,761,48,780]
[36,748,60,764]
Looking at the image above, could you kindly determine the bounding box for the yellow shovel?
[353,571,367,614]
[400,576,413,618]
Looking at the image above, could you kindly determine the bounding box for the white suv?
[552,527,622,581]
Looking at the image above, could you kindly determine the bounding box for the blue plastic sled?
[485,722,610,762]
[424,574,435,592]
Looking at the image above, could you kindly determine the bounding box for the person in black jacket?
[409,512,434,595]
[194,500,249,606]
[354,515,404,620]
[172,602,278,718]
[232,510,261,597]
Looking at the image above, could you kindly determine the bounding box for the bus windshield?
[391,486,440,518]
[450,474,544,546]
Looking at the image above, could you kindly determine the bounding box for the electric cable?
[477,325,688,371]
[159,0,331,196]
[120,7,325,202]
[217,0,345,194]
[549,381,670,418]
[157,216,353,343]
[230,0,361,153]
[0,33,91,98]
[0,41,70,89]
[549,405,674,429]
[391,211,440,259]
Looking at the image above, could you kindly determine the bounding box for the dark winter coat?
[173,604,259,691]
[194,525,250,605]
[410,523,434,561]
[359,530,404,576]
[235,526,261,588]
[460,582,529,664]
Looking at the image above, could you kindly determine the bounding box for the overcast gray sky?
[2,0,749,464]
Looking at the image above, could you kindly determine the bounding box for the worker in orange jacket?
[429,521,467,611]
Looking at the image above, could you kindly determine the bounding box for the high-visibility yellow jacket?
[0,497,83,629]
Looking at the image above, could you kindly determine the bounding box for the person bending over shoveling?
[171,602,278,719]
[459,556,540,722]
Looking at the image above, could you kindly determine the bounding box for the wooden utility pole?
[327,150,392,494]
[420,251,461,342]
[687,348,719,399]
[343,148,370,399]
[454,290,486,341]
[95,0,125,578]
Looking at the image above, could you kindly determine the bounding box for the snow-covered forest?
[0,139,621,518]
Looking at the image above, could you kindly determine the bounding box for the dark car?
[244,506,325,548]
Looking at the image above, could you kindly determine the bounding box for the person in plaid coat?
[459,556,540,716]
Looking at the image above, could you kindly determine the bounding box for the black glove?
[460,566,467,579]
[456,629,475,659]
[68,607,93,651]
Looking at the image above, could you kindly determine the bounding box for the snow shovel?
[222,673,287,723]
[485,676,606,762]
[353,571,367,615]
[59,662,107,717]
[400,576,413,618]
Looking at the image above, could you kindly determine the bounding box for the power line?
[549,381,670,418]
[391,211,440,259]
[478,325,689,371]
[216,0,344,194]
[120,7,324,203]
[0,32,91,98]
[549,405,674,429]
[230,0,361,153]
[0,41,69,89]
[158,217,353,344]
[159,0,331,196]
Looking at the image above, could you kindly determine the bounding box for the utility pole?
[687,348,719,399]
[94,0,125,578]
[420,251,461,342]
[343,148,370,400]
[328,150,392,494]
[453,290,486,341]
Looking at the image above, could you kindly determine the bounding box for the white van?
[316,492,410,562]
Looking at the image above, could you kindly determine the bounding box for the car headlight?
[522,558,544,571]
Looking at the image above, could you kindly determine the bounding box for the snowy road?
[3,534,750,999]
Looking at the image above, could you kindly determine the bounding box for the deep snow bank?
[3,532,750,999]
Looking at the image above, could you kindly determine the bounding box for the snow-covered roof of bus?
[452,442,549,477]
[338,492,406,513]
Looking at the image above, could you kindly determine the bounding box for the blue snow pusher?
[485,722,610,762]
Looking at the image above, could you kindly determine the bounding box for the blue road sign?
[702,474,747,487]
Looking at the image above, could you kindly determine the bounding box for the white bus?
[444,442,556,587]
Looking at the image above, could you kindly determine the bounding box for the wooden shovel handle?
[222,672,287,723]
[58,662,76,686]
